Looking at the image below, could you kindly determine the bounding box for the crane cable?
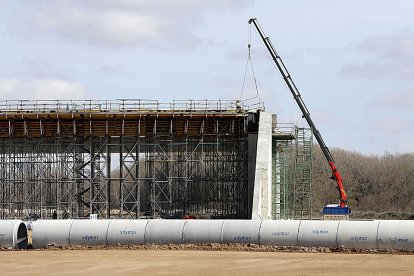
[240,24,260,101]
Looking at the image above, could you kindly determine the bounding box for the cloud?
[19,59,71,79]
[0,78,91,100]
[339,33,414,80]
[370,86,414,110]
[97,65,125,74]
[206,75,266,103]
[372,118,407,133]
[369,116,414,139]
[11,0,252,49]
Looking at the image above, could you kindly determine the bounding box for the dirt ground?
[1,249,414,275]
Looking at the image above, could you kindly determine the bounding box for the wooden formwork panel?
[0,112,247,138]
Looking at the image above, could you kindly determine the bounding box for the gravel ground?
[2,229,413,274]
[3,242,414,255]
[1,247,414,275]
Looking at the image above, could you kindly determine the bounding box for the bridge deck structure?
[0,100,261,219]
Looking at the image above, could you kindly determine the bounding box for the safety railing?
[0,99,265,115]
[273,123,297,139]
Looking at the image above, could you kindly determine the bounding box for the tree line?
[311,146,414,218]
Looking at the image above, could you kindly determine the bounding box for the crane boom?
[249,18,347,207]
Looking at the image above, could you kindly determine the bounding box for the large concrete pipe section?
[145,219,186,244]
[107,219,148,245]
[298,220,339,248]
[0,220,28,249]
[31,219,414,250]
[337,220,379,249]
[32,219,73,248]
[70,219,111,246]
[260,220,301,246]
[183,220,224,244]
[377,220,414,250]
[221,220,262,244]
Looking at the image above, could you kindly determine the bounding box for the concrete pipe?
[0,220,28,249]
[259,220,300,246]
[32,219,73,248]
[377,220,414,250]
[145,219,186,244]
[30,219,414,250]
[298,220,340,248]
[106,219,149,245]
[337,220,379,249]
[69,219,111,246]
[221,220,262,244]
[183,220,224,244]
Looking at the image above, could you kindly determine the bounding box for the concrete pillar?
[251,111,273,220]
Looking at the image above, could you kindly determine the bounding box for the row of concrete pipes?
[1,219,414,250]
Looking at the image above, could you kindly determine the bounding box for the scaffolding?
[0,99,263,220]
[272,124,313,220]
[293,127,313,219]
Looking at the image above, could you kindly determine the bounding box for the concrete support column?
[251,111,273,220]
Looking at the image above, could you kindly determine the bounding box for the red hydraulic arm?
[249,18,347,207]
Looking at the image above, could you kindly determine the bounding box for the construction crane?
[249,18,350,217]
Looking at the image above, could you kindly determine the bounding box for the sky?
[0,0,413,155]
